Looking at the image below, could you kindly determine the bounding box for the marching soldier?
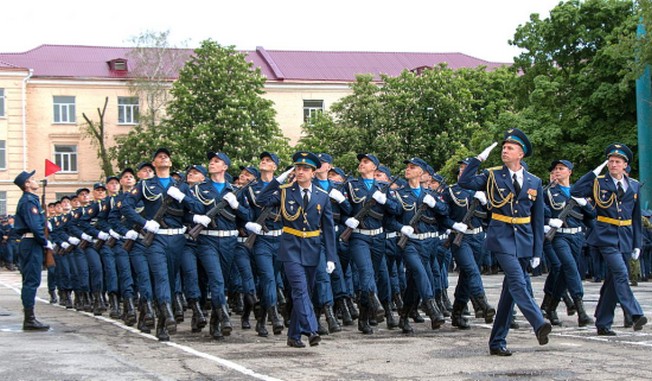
[571,143,647,335]
[257,151,337,348]
[13,170,52,330]
[459,128,551,356]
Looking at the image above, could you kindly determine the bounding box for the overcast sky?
[2,0,563,63]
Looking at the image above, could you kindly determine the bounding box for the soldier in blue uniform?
[571,143,647,335]
[122,148,203,341]
[13,170,52,330]
[257,151,337,348]
[459,128,551,356]
[344,153,400,334]
[540,159,595,327]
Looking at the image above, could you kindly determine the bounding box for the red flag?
[45,159,61,177]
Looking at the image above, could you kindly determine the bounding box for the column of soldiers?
[14,128,649,354]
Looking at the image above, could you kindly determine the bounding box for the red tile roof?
[0,44,509,82]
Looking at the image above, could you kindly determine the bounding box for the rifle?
[141,194,173,247]
[93,236,105,250]
[451,198,481,247]
[340,176,398,243]
[43,221,55,268]
[397,203,429,250]
[187,179,255,240]
[243,206,274,250]
[106,236,117,248]
[545,198,583,241]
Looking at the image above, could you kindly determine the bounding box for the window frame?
[53,95,76,124]
[0,88,5,117]
[54,144,78,173]
[0,140,5,170]
[303,99,324,123]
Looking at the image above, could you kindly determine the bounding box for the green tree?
[114,39,290,171]
[81,96,114,178]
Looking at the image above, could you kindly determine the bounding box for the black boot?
[109,293,121,319]
[335,298,353,326]
[392,292,404,312]
[92,292,103,316]
[470,296,485,319]
[323,304,342,333]
[23,308,49,331]
[441,289,453,313]
[546,296,562,326]
[209,308,224,340]
[474,294,496,324]
[123,297,137,326]
[144,300,156,330]
[409,305,425,323]
[573,296,594,327]
[540,293,552,319]
[241,293,255,330]
[383,302,399,329]
[268,305,284,335]
[255,307,269,337]
[315,307,329,335]
[368,292,385,322]
[190,299,207,333]
[64,291,74,309]
[398,305,414,334]
[173,293,185,323]
[137,301,150,333]
[624,309,633,328]
[357,305,373,334]
[156,303,174,342]
[277,288,290,327]
[218,304,232,336]
[82,292,93,312]
[49,290,58,304]
[451,300,470,330]
[346,297,359,320]
[233,292,244,315]
[563,292,577,316]
[424,298,445,329]
[435,291,450,318]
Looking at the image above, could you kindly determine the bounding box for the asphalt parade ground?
[2,269,652,381]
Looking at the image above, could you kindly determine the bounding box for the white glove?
[166,186,186,202]
[592,159,609,176]
[445,229,452,235]
[109,229,122,240]
[423,194,437,208]
[400,225,415,237]
[473,191,488,205]
[477,142,498,162]
[97,231,110,241]
[571,196,588,207]
[143,220,160,234]
[223,192,239,209]
[329,188,346,203]
[530,257,541,269]
[277,166,295,183]
[193,214,212,227]
[544,225,551,234]
[45,240,54,251]
[452,222,468,233]
[81,233,94,242]
[61,242,70,250]
[47,221,53,232]
[345,217,360,229]
[548,218,563,229]
[68,237,81,246]
[632,248,641,261]
[372,190,387,205]
[245,222,263,235]
[124,230,140,240]
[326,261,336,274]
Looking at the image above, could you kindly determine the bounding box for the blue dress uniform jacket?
[14,192,47,309]
[544,184,595,228]
[14,192,47,245]
[257,179,337,266]
[346,178,400,229]
[458,158,545,259]
[192,181,251,229]
[571,172,642,253]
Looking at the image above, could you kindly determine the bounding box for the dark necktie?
[617,181,625,200]
[513,174,521,195]
[303,188,309,209]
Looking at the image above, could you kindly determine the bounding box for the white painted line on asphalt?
[555,331,652,347]
[0,279,285,381]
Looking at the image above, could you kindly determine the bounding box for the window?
[0,191,6,216]
[303,100,324,122]
[0,88,5,117]
[54,145,77,173]
[53,96,76,123]
[118,97,139,125]
[0,140,5,169]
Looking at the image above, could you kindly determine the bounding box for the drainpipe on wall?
[22,68,33,171]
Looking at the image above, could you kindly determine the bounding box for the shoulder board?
[315,187,329,195]
[487,166,502,171]
[279,183,292,189]
[629,177,639,184]
[527,172,541,181]
[597,175,606,179]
